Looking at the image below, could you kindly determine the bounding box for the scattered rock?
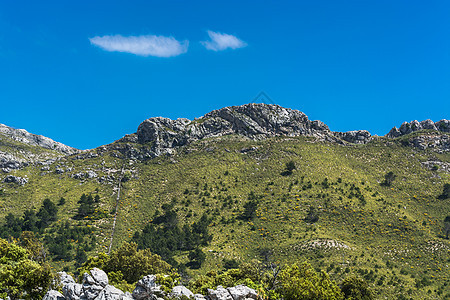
[3,175,28,185]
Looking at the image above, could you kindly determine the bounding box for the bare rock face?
[386,119,449,138]
[385,119,450,153]
[334,130,371,144]
[0,124,78,155]
[134,104,337,158]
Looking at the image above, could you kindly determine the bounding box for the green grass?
[0,133,449,299]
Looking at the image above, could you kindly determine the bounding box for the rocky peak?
[386,119,450,138]
[0,123,78,155]
[134,103,331,157]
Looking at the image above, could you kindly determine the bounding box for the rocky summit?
[113,104,450,159]
[116,104,378,159]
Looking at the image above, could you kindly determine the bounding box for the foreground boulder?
[132,275,163,300]
[45,268,258,300]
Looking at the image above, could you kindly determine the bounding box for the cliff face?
[0,124,79,172]
[386,119,450,138]
[134,104,331,157]
[0,124,78,155]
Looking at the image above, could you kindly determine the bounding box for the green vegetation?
[0,238,52,300]
[0,132,449,299]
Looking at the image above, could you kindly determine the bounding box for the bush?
[381,171,396,186]
[341,275,374,300]
[277,262,343,300]
[281,161,296,176]
[79,242,173,284]
[0,238,52,300]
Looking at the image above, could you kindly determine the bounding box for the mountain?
[0,123,78,173]
[0,103,449,299]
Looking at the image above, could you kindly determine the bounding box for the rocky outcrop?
[3,175,28,185]
[134,104,332,157]
[386,119,450,138]
[53,268,132,300]
[333,130,371,144]
[112,103,380,159]
[207,285,258,300]
[0,124,78,155]
[45,269,258,300]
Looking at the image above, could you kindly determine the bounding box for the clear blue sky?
[0,1,449,149]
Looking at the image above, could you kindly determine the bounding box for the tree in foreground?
[0,238,52,300]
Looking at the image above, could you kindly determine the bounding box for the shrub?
[341,275,374,299]
[0,238,52,300]
[277,262,343,300]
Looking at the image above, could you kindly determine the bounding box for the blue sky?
[0,1,449,149]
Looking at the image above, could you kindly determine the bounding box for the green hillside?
[0,130,449,299]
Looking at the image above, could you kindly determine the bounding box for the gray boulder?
[227,285,258,300]
[207,286,233,300]
[3,175,28,185]
[132,275,163,300]
[171,286,194,298]
[42,290,65,300]
[95,285,128,300]
[62,282,83,300]
[0,123,78,155]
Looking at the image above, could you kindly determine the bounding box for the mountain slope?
[0,104,449,299]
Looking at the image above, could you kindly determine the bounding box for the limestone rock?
[386,119,449,138]
[207,286,233,300]
[171,286,194,298]
[132,275,163,300]
[58,271,76,286]
[0,123,77,155]
[62,282,83,300]
[90,268,108,287]
[334,130,371,144]
[226,285,258,300]
[42,290,65,300]
[3,175,28,185]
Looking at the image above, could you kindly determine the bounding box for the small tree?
[382,171,396,186]
[341,275,374,300]
[438,183,450,199]
[282,161,296,176]
[305,206,319,223]
[444,216,450,239]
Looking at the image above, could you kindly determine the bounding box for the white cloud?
[201,30,247,51]
[89,34,188,57]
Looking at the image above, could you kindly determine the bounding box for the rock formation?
[0,124,77,155]
[386,119,449,138]
[43,268,258,300]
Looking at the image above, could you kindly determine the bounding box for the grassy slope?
[0,133,449,299]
